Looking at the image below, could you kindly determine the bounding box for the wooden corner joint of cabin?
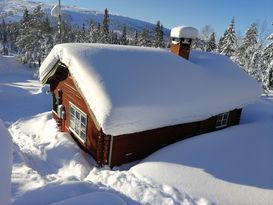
[96,129,112,167]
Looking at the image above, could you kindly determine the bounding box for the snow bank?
[85,167,197,205]
[131,98,273,205]
[170,26,199,39]
[0,119,12,205]
[10,112,199,205]
[50,192,127,205]
[39,43,261,135]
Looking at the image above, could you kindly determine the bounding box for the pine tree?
[16,6,53,66]
[139,28,151,47]
[110,30,119,44]
[219,17,237,57]
[76,23,87,43]
[16,8,32,64]
[89,20,98,43]
[120,25,128,45]
[102,8,110,43]
[154,21,164,48]
[260,32,273,91]
[0,18,8,54]
[206,32,216,52]
[235,23,258,74]
[133,31,139,46]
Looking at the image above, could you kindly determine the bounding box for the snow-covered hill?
[0,0,170,36]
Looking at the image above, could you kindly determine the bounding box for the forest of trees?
[0,6,272,92]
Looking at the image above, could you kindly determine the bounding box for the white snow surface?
[131,96,273,205]
[170,26,199,38]
[40,43,261,135]
[1,55,201,205]
[50,192,127,205]
[1,54,273,205]
[0,119,12,205]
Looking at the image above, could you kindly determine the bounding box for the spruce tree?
[120,25,128,45]
[16,6,53,66]
[102,8,110,43]
[1,18,8,54]
[235,23,258,74]
[139,28,151,47]
[206,32,216,52]
[134,31,139,46]
[89,20,98,43]
[260,32,273,91]
[219,17,237,57]
[154,21,164,48]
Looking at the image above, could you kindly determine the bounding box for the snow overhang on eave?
[40,61,61,85]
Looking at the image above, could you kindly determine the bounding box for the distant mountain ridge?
[0,0,170,36]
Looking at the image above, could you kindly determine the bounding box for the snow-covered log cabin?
[39,26,261,167]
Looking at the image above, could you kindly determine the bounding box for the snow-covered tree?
[205,32,216,52]
[260,31,273,91]
[110,30,119,44]
[219,18,237,57]
[101,8,110,43]
[133,31,139,46]
[234,23,258,73]
[16,6,53,66]
[139,28,152,47]
[76,23,87,43]
[0,18,8,54]
[153,21,164,48]
[120,25,128,45]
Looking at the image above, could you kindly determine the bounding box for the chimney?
[170,26,199,60]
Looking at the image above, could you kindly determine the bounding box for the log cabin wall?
[49,66,103,164]
[110,109,242,167]
[48,66,242,167]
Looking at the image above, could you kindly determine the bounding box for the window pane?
[76,111,80,119]
[81,116,86,125]
[80,131,86,141]
[70,121,75,129]
[70,106,75,116]
[69,104,87,142]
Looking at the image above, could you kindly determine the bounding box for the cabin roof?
[39,43,261,135]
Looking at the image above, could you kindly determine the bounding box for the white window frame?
[69,102,87,143]
[216,112,229,129]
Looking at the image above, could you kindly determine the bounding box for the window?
[69,103,87,143]
[52,93,58,113]
[216,112,229,129]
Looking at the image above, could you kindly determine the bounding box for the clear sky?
[36,0,273,37]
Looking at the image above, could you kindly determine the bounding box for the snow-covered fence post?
[0,119,12,205]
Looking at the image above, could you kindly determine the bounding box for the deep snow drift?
[131,96,273,205]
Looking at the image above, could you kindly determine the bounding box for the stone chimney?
[170,26,199,60]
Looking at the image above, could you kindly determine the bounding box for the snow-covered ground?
[1,54,273,204]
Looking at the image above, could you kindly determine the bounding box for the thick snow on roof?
[40,43,261,135]
[170,26,199,39]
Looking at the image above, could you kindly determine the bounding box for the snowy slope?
[0,0,170,36]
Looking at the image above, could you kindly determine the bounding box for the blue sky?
[37,0,273,37]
